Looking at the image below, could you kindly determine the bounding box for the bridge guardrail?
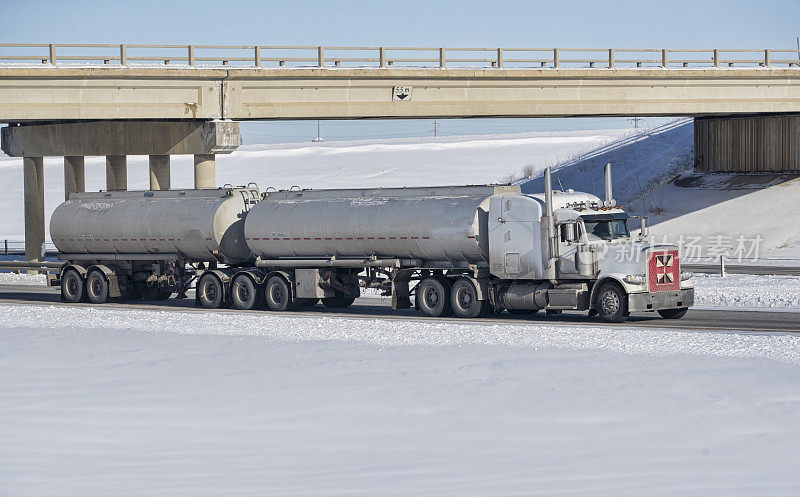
[1,44,799,69]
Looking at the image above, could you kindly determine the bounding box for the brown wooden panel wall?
[695,114,800,172]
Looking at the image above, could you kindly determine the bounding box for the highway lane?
[0,283,798,333]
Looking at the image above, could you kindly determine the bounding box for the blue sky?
[3,0,799,143]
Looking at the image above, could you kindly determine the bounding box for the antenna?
[557,177,564,191]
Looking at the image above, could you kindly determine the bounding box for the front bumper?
[628,288,694,312]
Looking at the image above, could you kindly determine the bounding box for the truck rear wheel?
[450,278,488,318]
[417,277,452,317]
[232,274,263,311]
[197,273,224,309]
[86,270,109,304]
[265,275,292,312]
[61,269,85,303]
[596,282,629,323]
[658,307,688,319]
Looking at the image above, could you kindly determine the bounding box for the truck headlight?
[624,274,645,284]
[680,270,693,281]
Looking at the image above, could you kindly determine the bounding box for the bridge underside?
[1,67,800,121]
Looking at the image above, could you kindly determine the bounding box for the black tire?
[658,307,688,319]
[86,270,109,304]
[416,277,452,317]
[595,282,629,323]
[264,275,292,312]
[197,273,224,309]
[321,292,355,309]
[450,278,488,318]
[231,274,264,310]
[61,269,85,303]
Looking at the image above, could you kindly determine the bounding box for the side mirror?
[560,223,577,243]
[633,215,649,237]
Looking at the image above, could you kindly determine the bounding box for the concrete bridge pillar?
[149,154,170,190]
[64,156,85,200]
[23,157,44,263]
[194,154,216,189]
[105,155,127,191]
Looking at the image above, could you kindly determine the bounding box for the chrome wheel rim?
[600,290,620,315]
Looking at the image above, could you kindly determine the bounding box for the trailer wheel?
[86,270,109,304]
[658,307,688,319]
[197,273,224,309]
[450,278,488,318]
[232,274,264,311]
[61,269,85,303]
[596,282,629,323]
[322,292,355,309]
[416,277,452,317]
[265,275,292,312]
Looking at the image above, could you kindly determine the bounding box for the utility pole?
[312,120,325,142]
[432,119,439,137]
[629,116,642,129]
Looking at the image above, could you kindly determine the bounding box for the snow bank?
[692,273,800,310]
[0,273,46,285]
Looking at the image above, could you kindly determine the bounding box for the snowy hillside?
[0,129,636,240]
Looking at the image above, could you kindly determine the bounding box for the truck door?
[488,195,543,280]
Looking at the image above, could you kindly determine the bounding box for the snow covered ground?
[1,303,799,496]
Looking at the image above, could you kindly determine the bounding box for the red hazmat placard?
[648,249,680,292]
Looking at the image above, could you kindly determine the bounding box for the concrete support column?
[64,155,85,200]
[23,157,44,262]
[194,153,216,189]
[149,154,170,190]
[106,155,127,191]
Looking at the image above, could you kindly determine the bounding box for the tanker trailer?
[51,186,259,304]
[210,165,693,322]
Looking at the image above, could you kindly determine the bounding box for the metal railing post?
[317,46,324,67]
[379,47,386,67]
[188,45,195,66]
[661,49,668,68]
[713,49,719,67]
[254,46,261,67]
[49,44,56,65]
[497,48,503,68]
[553,48,559,68]
[764,49,770,67]
[120,44,127,65]
[439,47,446,68]
[608,48,614,68]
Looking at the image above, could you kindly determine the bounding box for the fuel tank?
[245,185,521,264]
[50,187,259,264]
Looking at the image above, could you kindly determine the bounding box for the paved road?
[0,283,798,333]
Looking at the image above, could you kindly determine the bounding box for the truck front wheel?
[658,308,688,319]
[596,282,629,323]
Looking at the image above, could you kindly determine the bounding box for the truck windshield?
[583,218,630,240]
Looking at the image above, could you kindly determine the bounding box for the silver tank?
[50,187,259,264]
[244,185,520,263]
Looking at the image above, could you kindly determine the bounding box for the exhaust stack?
[544,166,556,279]
[604,162,614,206]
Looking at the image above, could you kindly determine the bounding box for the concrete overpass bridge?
[1,43,800,261]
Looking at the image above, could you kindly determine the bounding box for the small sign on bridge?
[393,86,412,101]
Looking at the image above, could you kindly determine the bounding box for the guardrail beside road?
[1,44,799,69]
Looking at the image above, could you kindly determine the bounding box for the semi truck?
[50,165,693,322]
